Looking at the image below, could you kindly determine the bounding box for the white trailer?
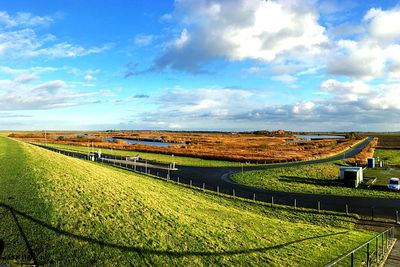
[339,167,364,188]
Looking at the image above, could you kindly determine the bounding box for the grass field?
[32,142,254,167]
[232,161,400,199]
[0,137,374,266]
[374,149,400,165]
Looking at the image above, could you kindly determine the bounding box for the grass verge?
[0,137,375,266]
[232,161,400,199]
[32,142,254,167]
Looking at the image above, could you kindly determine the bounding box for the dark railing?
[324,227,395,267]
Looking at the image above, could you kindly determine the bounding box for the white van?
[388,178,400,191]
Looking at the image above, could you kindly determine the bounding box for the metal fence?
[324,227,395,267]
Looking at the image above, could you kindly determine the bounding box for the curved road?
[37,138,400,220]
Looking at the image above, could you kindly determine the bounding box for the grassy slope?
[0,137,373,266]
[233,161,400,199]
[36,142,252,167]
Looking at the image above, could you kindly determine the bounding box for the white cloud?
[0,66,57,75]
[32,43,111,58]
[272,74,297,84]
[327,40,385,79]
[84,74,94,82]
[328,6,400,80]
[321,79,372,94]
[0,11,53,28]
[14,74,38,84]
[364,7,400,42]
[292,101,315,114]
[151,0,328,73]
[134,34,155,47]
[0,78,97,110]
[0,10,110,59]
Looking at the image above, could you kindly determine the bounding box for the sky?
[0,0,400,132]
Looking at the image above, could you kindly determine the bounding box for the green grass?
[233,161,400,199]
[364,168,400,186]
[34,142,254,167]
[0,137,374,266]
[374,149,400,165]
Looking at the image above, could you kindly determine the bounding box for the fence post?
[177,177,180,183]
[190,180,192,187]
[203,183,205,192]
[233,189,235,198]
[371,207,374,221]
[366,242,370,267]
[386,231,389,248]
[318,201,320,213]
[294,199,297,210]
[271,196,274,207]
[396,210,399,224]
[217,186,219,194]
[253,193,256,201]
[351,252,354,267]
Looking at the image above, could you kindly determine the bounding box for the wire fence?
[34,143,400,224]
[324,227,395,267]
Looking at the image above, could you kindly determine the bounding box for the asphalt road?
[36,138,400,220]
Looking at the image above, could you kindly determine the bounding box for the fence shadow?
[0,203,349,259]
[0,240,4,256]
[278,176,344,187]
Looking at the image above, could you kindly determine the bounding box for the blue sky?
[0,0,400,131]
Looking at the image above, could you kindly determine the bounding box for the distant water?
[295,135,345,140]
[104,137,183,147]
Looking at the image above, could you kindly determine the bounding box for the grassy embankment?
[0,137,374,266]
[233,160,400,199]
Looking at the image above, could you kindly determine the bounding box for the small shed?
[368,158,375,168]
[339,167,363,188]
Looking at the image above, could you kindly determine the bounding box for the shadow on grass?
[278,176,344,188]
[0,240,4,256]
[0,203,348,258]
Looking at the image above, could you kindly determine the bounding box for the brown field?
[9,131,361,163]
[375,134,400,149]
[347,137,378,165]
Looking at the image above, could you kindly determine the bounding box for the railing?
[324,227,395,267]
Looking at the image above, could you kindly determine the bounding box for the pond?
[295,135,345,140]
[104,137,184,147]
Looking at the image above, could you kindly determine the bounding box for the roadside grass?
[364,168,400,187]
[360,149,400,188]
[374,149,400,165]
[232,161,400,199]
[31,142,255,167]
[0,137,374,266]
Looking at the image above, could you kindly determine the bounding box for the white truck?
[388,178,400,191]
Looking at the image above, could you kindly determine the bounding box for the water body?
[295,135,345,140]
[104,137,183,147]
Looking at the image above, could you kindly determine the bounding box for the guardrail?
[324,227,395,267]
